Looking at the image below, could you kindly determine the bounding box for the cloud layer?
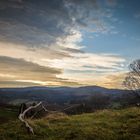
[0,0,100,47]
[0,56,80,86]
[0,0,127,88]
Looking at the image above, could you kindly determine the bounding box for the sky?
[0,0,140,89]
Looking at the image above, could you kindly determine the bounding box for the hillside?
[0,107,140,140]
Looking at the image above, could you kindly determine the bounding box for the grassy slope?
[0,107,140,140]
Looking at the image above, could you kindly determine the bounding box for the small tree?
[123,59,140,98]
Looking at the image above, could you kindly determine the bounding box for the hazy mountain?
[0,86,128,105]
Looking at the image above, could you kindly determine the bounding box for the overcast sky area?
[0,0,140,89]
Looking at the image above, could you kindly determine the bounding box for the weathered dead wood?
[18,102,42,134]
[18,102,81,134]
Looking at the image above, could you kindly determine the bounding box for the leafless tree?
[123,59,140,98]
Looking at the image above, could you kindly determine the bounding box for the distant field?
[0,107,140,140]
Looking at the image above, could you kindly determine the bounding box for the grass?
[0,107,140,140]
[0,106,18,124]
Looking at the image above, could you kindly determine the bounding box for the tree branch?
[18,102,42,134]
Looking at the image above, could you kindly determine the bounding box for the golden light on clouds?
[0,16,126,89]
[0,41,126,88]
[57,72,126,89]
[0,0,139,89]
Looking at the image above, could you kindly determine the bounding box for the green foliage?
[0,107,140,140]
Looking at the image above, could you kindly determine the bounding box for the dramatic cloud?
[0,0,100,47]
[0,0,132,88]
[0,55,61,80]
[0,42,71,63]
[45,53,125,71]
[0,56,80,86]
[56,71,126,89]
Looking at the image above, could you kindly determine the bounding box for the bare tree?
[123,59,140,98]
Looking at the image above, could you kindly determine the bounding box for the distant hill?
[1,85,139,111]
[0,86,128,104]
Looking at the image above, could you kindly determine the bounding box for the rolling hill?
[0,86,128,105]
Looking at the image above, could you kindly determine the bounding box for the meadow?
[0,106,140,140]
